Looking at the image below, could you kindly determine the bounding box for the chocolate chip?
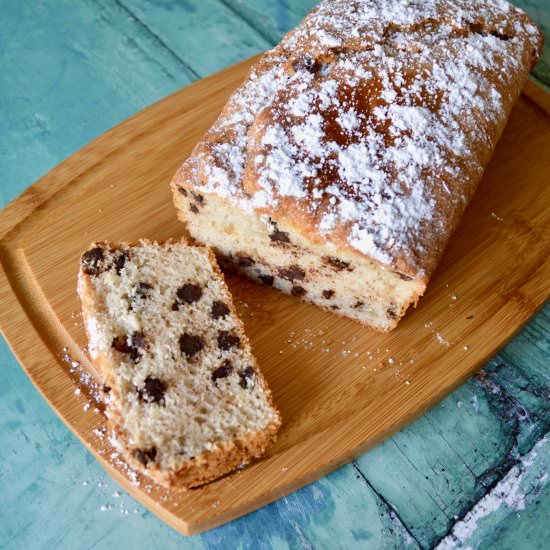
[331,305,340,310]
[190,204,199,214]
[191,191,204,204]
[113,331,147,362]
[130,282,153,310]
[81,247,105,276]
[171,302,179,311]
[133,447,157,467]
[102,384,111,394]
[135,282,153,296]
[259,274,274,286]
[130,331,147,351]
[322,289,334,299]
[323,256,351,271]
[396,272,413,281]
[490,30,511,41]
[138,376,167,405]
[236,255,255,267]
[387,308,398,320]
[179,333,204,357]
[292,57,324,74]
[278,265,305,281]
[353,301,364,309]
[240,366,255,388]
[176,283,203,304]
[177,186,188,196]
[269,228,290,244]
[292,285,306,297]
[112,335,132,354]
[211,301,230,319]
[114,251,129,275]
[211,360,233,384]
[217,331,240,350]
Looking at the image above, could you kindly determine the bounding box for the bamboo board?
[1,56,549,536]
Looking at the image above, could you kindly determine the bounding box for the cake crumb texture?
[78,240,281,487]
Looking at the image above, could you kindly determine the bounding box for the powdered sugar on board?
[186,0,541,276]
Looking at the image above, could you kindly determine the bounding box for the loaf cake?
[171,0,543,331]
[77,240,281,487]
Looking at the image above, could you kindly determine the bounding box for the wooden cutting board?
[1,55,549,536]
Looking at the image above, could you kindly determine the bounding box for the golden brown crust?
[172,0,543,282]
[78,239,281,488]
[113,417,280,488]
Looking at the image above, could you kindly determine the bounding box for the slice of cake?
[77,240,281,487]
[171,0,543,331]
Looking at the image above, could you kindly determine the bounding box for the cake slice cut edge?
[172,179,427,332]
[77,239,281,488]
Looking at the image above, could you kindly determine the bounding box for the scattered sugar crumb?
[471,395,480,414]
[436,332,450,346]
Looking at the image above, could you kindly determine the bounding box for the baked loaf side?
[77,240,281,487]
[171,0,543,331]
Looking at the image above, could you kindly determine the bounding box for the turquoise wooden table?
[1,1,549,548]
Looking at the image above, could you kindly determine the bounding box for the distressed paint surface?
[0,1,549,548]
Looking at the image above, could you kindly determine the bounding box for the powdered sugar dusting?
[187,0,541,275]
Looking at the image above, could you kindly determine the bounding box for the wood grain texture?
[0,49,549,535]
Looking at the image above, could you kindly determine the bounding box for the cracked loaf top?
[176,0,543,279]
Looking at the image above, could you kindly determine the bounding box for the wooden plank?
[497,305,550,428]
[437,434,550,549]
[355,363,550,548]
[0,0,194,209]
[513,0,550,85]
[0,53,549,535]
[201,464,418,549]
[353,301,550,547]
[121,0,272,75]
[213,0,316,44]
[355,381,514,547]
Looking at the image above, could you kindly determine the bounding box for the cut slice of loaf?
[172,189,423,331]
[77,239,281,488]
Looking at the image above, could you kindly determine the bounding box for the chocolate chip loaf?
[171,0,543,331]
[77,240,281,487]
